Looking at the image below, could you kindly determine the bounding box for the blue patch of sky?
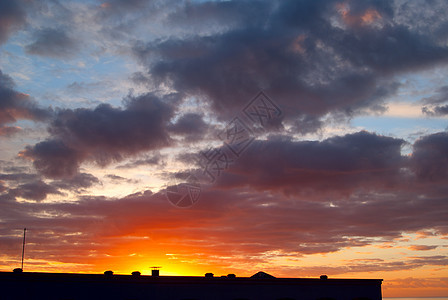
[1,40,132,109]
[352,116,447,141]
[394,69,448,104]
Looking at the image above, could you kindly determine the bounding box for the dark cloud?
[25,27,78,58]
[410,131,448,181]
[10,180,63,202]
[133,0,448,130]
[291,114,324,135]
[422,105,448,116]
[335,24,448,74]
[168,113,209,142]
[20,139,82,179]
[52,173,101,192]
[0,0,26,44]
[0,171,98,203]
[213,131,406,195]
[0,172,39,183]
[21,93,176,178]
[0,70,51,136]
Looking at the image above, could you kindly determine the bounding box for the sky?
[0,0,448,297]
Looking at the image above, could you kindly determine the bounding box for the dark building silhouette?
[0,271,382,300]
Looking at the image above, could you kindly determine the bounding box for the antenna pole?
[21,228,26,270]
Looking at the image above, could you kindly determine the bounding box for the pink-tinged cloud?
[0,0,25,45]
[410,132,448,182]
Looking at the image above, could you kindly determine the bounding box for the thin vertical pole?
[21,228,26,270]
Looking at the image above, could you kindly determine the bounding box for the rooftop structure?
[0,271,382,300]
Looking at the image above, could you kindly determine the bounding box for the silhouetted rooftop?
[0,271,383,300]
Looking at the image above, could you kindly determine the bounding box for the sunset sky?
[1,0,448,297]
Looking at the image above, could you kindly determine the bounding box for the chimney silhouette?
[151,267,160,277]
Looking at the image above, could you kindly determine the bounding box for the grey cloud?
[129,72,151,86]
[116,153,165,169]
[168,113,209,142]
[422,105,448,116]
[0,173,40,183]
[10,180,63,202]
[422,86,448,105]
[214,131,406,194]
[21,139,83,179]
[105,174,139,184]
[21,93,176,178]
[52,173,101,192]
[25,27,78,58]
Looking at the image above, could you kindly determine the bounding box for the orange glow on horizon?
[2,234,447,298]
